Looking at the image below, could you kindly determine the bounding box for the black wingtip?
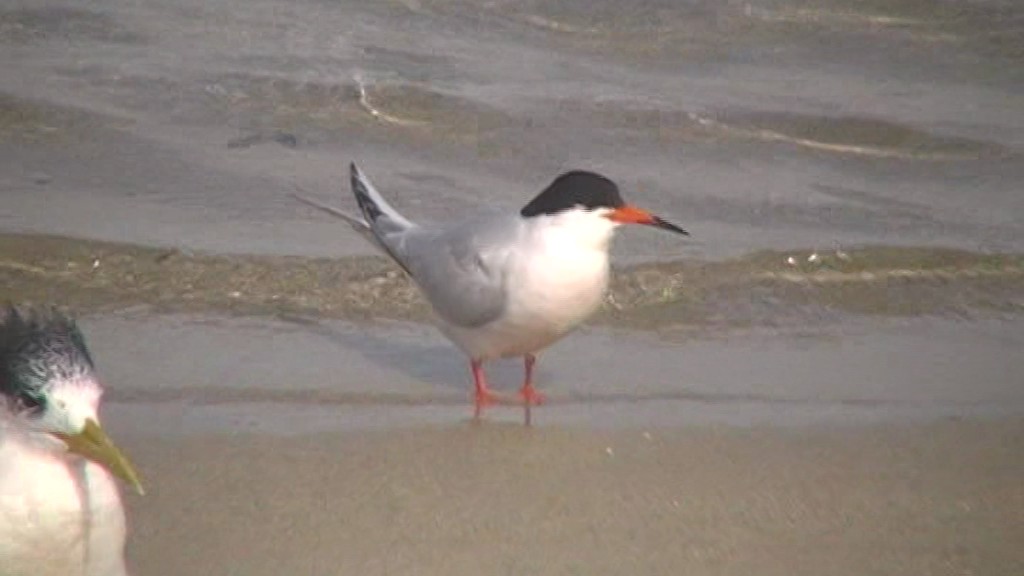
[349,162,384,225]
[349,162,359,189]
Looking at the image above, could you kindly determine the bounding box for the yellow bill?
[56,418,145,495]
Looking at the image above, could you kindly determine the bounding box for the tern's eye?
[18,392,46,416]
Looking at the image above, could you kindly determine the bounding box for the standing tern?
[294,163,688,423]
[0,306,143,576]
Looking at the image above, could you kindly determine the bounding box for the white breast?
[0,426,128,576]
[442,209,615,360]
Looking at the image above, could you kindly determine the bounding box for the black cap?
[520,171,624,218]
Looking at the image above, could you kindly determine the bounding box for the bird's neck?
[526,211,618,254]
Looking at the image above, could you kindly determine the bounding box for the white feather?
[0,413,128,576]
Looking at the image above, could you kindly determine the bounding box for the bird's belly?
[463,316,568,359]
[442,255,608,360]
[0,439,128,576]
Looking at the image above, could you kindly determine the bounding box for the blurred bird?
[293,163,688,424]
[0,305,143,576]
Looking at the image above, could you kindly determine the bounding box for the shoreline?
[2,232,1021,337]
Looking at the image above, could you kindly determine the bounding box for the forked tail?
[349,162,415,234]
[288,163,415,275]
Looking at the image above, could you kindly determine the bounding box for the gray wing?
[349,163,517,327]
[298,163,513,328]
[399,213,519,328]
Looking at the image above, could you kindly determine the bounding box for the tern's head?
[0,306,143,494]
[520,171,689,243]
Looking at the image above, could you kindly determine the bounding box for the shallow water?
[88,312,1024,432]
[1,0,1022,261]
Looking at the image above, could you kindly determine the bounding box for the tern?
[0,306,143,576]
[294,163,688,423]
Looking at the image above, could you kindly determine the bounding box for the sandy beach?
[2,0,1024,573]
[88,309,1024,576]
[117,421,1024,576]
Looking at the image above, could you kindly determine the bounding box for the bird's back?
[400,210,524,331]
[348,164,518,331]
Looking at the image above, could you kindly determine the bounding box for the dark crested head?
[520,171,624,218]
[0,304,144,493]
[519,170,690,236]
[0,305,95,416]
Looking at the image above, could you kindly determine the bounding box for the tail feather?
[350,162,414,233]
[289,191,381,248]
[289,164,415,276]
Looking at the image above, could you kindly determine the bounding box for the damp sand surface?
[2,232,1022,335]
[75,297,1022,574]
[42,232,1018,575]
[113,421,1024,576]
[5,234,1020,574]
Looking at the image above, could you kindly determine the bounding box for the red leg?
[520,354,546,405]
[471,360,499,419]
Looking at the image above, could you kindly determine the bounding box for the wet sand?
[117,421,1024,576]
[84,309,1024,574]
[2,232,1022,334]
